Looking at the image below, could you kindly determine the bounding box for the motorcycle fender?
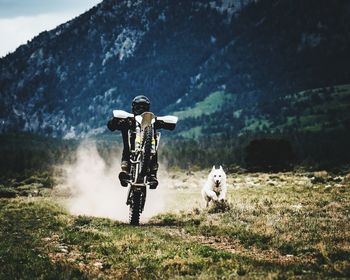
[156,115,178,130]
[113,110,134,119]
[138,112,156,130]
[157,115,178,124]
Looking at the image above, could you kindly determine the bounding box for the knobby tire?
[130,191,141,225]
[140,126,152,177]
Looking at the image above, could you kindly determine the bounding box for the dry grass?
[1,170,349,279]
[152,171,350,278]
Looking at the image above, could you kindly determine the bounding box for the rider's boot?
[118,161,129,187]
[148,163,158,189]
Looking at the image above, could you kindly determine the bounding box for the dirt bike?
[113,110,178,225]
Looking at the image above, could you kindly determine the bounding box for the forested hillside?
[1,0,349,167]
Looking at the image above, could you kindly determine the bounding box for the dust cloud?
[57,141,180,223]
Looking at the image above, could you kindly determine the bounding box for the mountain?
[0,0,252,137]
[1,0,350,143]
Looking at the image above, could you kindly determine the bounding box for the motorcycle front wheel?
[129,189,146,225]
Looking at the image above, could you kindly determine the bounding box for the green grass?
[176,126,202,138]
[0,199,86,279]
[242,117,272,133]
[282,84,350,133]
[151,172,350,278]
[0,197,300,279]
[172,91,236,119]
[1,171,350,279]
[170,84,350,140]
[0,171,55,198]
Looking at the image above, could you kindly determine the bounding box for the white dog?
[202,165,227,207]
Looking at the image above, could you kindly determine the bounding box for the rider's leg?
[119,146,130,187]
[118,160,130,187]
[148,154,158,189]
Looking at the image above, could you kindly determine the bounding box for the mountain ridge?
[1,0,349,140]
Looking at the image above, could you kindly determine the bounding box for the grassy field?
[0,171,349,279]
[171,91,236,119]
[170,84,350,139]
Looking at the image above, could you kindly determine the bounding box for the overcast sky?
[0,0,102,57]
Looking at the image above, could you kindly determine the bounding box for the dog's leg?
[202,189,209,208]
[205,194,212,208]
[206,190,218,202]
[203,196,210,208]
[218,192,226,202]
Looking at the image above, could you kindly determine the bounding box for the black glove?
[107,117,119,131]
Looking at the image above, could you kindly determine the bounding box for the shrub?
[245,138,295,171]
[0,185,17,198]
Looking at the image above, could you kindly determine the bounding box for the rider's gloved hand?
[107,117,119,131]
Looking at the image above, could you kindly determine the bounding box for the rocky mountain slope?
[1,0,349,140]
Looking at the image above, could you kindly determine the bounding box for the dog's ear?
[219,165,223,170]
[212,165,215,171]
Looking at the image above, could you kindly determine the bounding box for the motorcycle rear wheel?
[140,126,153,177]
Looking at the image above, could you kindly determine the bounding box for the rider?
[107,95,159,188]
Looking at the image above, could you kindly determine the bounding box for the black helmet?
[132,95,150,115]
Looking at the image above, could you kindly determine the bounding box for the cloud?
[0,0,101,57]
[0,0,101,18]
[0,13,76,57]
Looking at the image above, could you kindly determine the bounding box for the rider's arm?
[155,119,176,131]
[108,110,135,131]
[107,117,131,131]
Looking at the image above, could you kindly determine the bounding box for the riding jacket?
[107,113,176,161]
